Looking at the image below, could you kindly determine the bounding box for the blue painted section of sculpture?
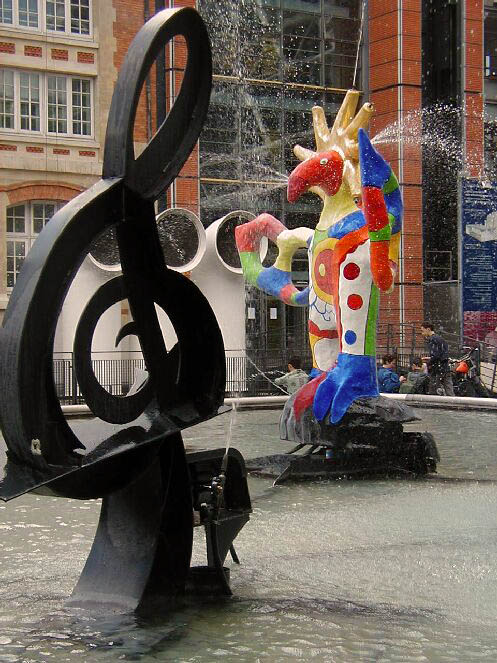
[357,127,391,187]
[314,354,380,424]
[328,210,365,239]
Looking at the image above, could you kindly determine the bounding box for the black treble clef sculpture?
[0,8,251,612]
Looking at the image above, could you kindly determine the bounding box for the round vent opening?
[88,210,205,273]
[156,208,205,272]
[215,211,258,273]
[89,226,121,271]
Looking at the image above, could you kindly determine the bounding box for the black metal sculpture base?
[246,394,440,484]
[66,436,251,612]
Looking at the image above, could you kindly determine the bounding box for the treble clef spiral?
[0,8,225,468]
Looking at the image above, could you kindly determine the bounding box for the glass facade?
[197,0,361,352]
[421,0,461,284]
[197,0,361,229]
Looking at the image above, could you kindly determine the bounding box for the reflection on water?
[0,407,496,661]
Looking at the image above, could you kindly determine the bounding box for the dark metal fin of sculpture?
[103,8,211,200]
[67,434,193,613]
[73,277,154,424]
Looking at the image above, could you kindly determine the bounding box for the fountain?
[0,8,251,610]
[0,5,497,660]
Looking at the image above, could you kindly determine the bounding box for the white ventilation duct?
[87,208,206,273]
[192,210,260,354]
[206,210,267,272]
[59,208,258,358]
[155,207,206,272]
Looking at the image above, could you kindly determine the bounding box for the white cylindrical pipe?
[192,211,259,355]
[61,209,208,356]
[54,256,123,357]
[383,393,497,409]
[155,207,206,273]
[61,393,497,417]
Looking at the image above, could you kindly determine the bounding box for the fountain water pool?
[0,406,496,661]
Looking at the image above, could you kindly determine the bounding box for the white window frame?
[19,0,39,29]
[0,0,14,27]
[68,0,91,36]
[6,200,66,289]
[0,0,40,30]
[0,0,92,38]
[19,70,41,132]
[0,69,15,130]
[0,68,94,138]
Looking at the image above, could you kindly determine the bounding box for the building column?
[463,0,485,178]
[368,0,423,339]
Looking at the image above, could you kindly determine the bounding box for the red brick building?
[369,0,487,339]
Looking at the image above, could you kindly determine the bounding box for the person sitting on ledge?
[400,357,428,394]
[274,356,309,394]
[377,354,406,394]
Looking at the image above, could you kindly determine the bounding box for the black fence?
[53,353,146,404]
[53,324,497,404]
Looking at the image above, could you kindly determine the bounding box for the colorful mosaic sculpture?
[236,91,403,424]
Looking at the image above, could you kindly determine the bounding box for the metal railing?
[53,326,497,404]
[375,325,497,395]
[53,352,146,404]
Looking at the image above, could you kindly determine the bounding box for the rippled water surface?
[0,406,496,662]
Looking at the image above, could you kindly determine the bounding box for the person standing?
[420,323,454,396]
[274,356,309,394]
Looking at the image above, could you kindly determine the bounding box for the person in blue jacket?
[377,354,406,393]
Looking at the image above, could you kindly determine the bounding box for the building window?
[6,201,66,288]
[0,70,14,129]
[485,9,497,78]
[69,0,89,35]
[0,69,93,137]
[19,0,38,27]
[47,0,90,34]
[46,0,64,31]
[70,77,91,135]
[20,71,40,131]
[485,8,497,176]
[0,0,91,36]
[47,75,67,133]
[0,1,14,25]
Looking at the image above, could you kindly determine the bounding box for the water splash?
[372,102,497,184]
[372,104,463,163]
